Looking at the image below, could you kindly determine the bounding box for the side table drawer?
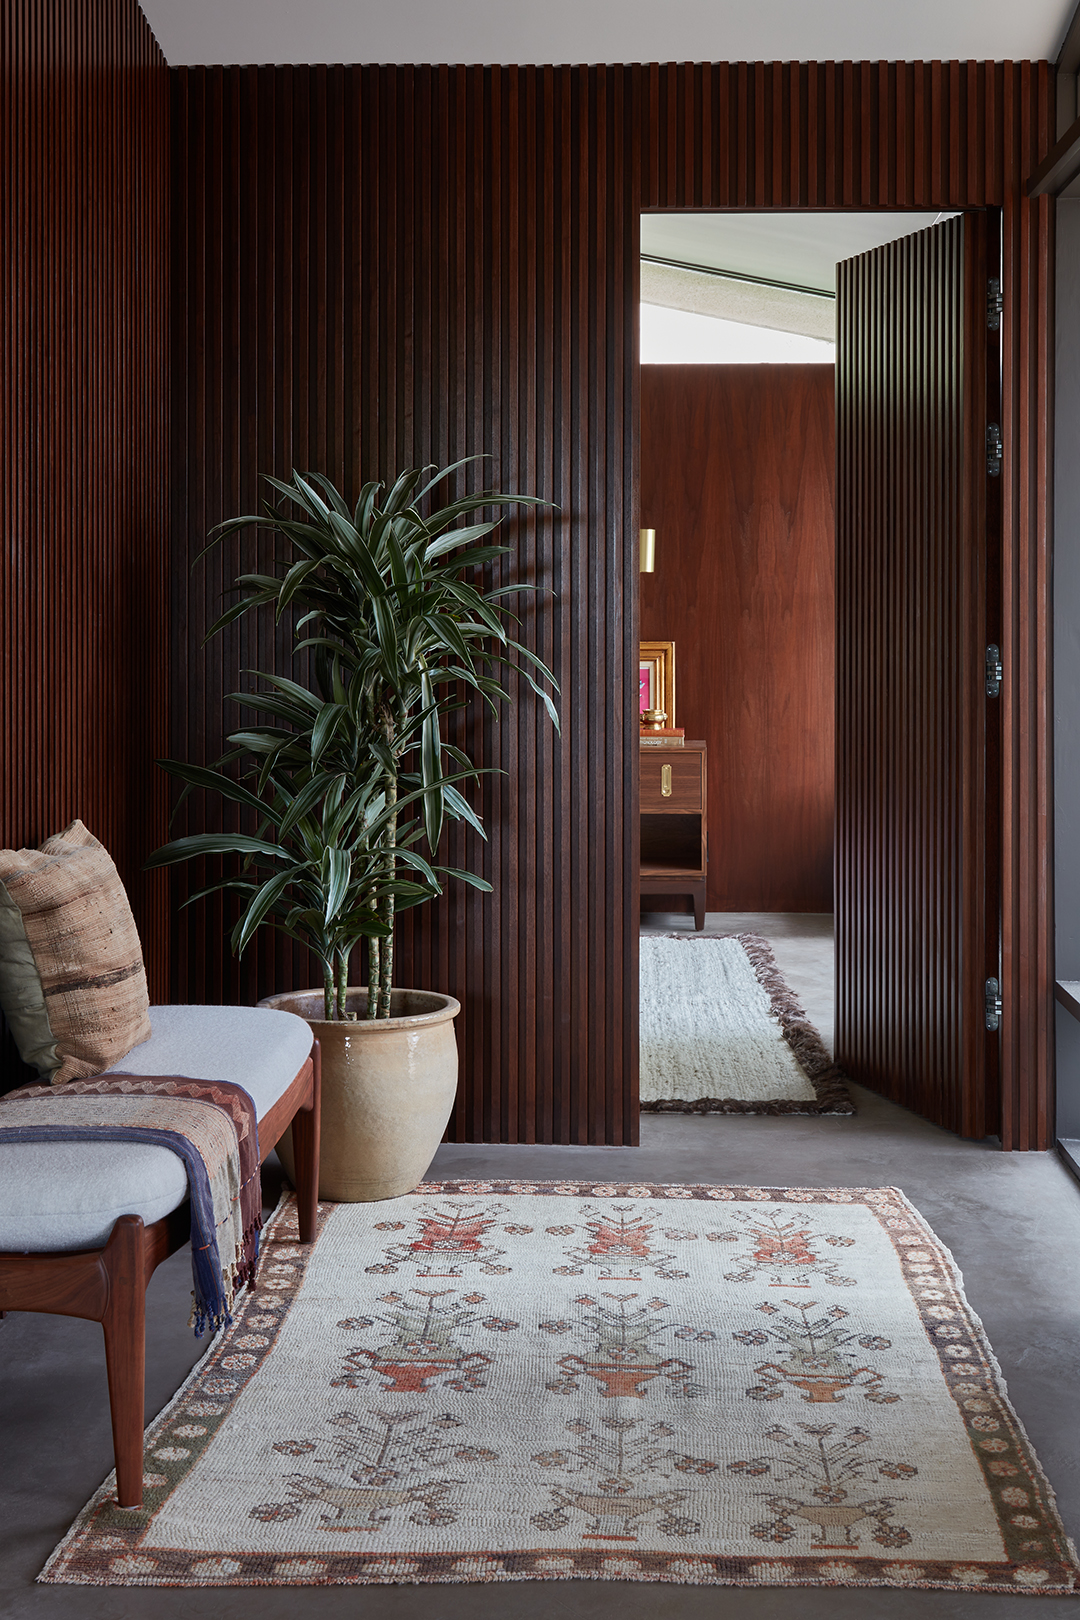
[640,751,702,812]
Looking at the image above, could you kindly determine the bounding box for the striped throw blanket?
[0,1075,262,1335]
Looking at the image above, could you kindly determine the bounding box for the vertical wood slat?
[168,59,1054,1146]
[1,0,170,1088]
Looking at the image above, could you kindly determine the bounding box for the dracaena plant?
[147,460,559,1021]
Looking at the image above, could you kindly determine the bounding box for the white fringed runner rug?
[42,1183,1077,1594]
[640,933,853,1114]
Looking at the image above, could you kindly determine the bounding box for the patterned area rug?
[42,1183,1077,1594]
[640,934,853,1114]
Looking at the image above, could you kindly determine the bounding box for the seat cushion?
[0,820,151,1083]
[0,1004,312,1253]
[104,1004,313,1118]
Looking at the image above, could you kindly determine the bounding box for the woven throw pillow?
[0,821,151,1083]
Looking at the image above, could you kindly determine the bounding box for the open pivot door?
[835,212,1001,1139]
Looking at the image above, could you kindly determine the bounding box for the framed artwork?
[639,640,675,727]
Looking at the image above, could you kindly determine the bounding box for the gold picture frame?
[639,640,675,728]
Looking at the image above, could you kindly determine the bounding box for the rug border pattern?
[39,1181,1077,1594]
[639,933,855,1115]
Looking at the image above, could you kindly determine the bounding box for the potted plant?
[148,461,558,1200]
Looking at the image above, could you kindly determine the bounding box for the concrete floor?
[4,929,1080,1618]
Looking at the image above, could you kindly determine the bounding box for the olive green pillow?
[0,820,151,1083]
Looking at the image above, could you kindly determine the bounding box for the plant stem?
[366,937,380,1020]
[322,958,334,1022]
[335,948,351,1021]
[377,897,395,1017]
[377,766,398,1019]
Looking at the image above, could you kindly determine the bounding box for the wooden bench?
[0,1005,321,1509]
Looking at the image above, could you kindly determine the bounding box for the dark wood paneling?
[836,214,997,1139]
[0,0,170,1088]
[169,65,640,1146]
[641,365,835,914]
[172,60,1054,1146]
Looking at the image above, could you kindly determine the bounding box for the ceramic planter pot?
[260,987,460,1202]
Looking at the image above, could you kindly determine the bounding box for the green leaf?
[336,909,394,939]
[354,479,383,534]
[383,467,425,516]
[419,613,473,670]
[438,866,494,892]
[276,556,321,615]
[233,868,296,956]
[144,833,288,869]
[275,771,337,839]
[414,455,485,504]
[290,472,332,520]
[395,847,440,886]
[255,673,324,713]
[324,847,352,925]
[302,471,353,520]
[518,664,562,732]
[423,520,501,561]
[370,591,399,671]
[155,759,269,818]
[443,781,487,838]
[504,636,561,693]
[311,702,349,764]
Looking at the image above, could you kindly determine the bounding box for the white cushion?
[0,1004,312,1253]
[104,1004,313,1118]
[0,1139,191,1254]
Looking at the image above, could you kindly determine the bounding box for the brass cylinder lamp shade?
[639,527,656,573]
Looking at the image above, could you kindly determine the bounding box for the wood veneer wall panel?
[0,0,170,1088]
[640,365,835,914]
[170,65,639,1145]
[172,59,1054,1145]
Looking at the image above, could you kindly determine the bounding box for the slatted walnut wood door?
[836,211,1001,1138]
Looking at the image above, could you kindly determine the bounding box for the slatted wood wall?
[170,60,1054,1145]
[0,0,170,1088]
[169,66,640,1144]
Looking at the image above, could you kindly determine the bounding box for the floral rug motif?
[41,1182,1078,1593]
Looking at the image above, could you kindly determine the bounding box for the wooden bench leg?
[100,1214,147,1509]
[291,1041,322,1245]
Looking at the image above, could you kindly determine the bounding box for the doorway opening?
[636,207,973,1121]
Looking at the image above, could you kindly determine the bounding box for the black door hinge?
[985,644,1002,698]
[987,277,1002,332]
[986,423,1003,477]
[985,977,1002,1032]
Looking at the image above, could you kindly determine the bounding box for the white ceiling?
[641,212,952,296]
[137,0,1076,69]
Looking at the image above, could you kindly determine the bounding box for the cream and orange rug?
[42,1183,1077,1593]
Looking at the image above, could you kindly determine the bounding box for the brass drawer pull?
[661,763,672,798]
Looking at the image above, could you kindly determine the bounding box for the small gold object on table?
[641,708,667,731]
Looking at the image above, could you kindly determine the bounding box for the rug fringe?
[640,932,855,1116]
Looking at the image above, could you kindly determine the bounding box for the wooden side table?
[639,740,707,930]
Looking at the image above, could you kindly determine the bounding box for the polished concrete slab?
[3,1083,1080,1619]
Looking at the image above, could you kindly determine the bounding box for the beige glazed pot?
[259,987,460,1201]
